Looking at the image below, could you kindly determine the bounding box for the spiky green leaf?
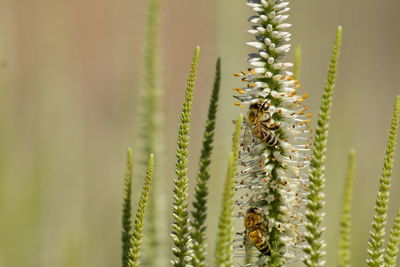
[122,148,134,267]
[128,154,154,267]
[303,26,342,267]
[191,58,221,267]
[171,47,200,267]
[384,206,400,267]
[367,96,400,267]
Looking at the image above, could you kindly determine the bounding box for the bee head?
[247,207,259,214]
[250,103,262,110]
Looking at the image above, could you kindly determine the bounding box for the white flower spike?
[233,0,312,265]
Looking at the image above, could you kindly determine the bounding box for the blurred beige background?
[0,0,399,266]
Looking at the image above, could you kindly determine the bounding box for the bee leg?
[260,101,270,111]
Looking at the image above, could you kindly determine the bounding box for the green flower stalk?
[215,115,243,266]
[122,148,134,267]
[215,153,237,267]
[234,1,313,265]
[170,47,200,267]
[303,26,342,267]
[367,96,400,267]
[338,150,356,267]
[191,58,221,267]
[137,0,165,265]
[128,154,154,267]
[384,207,400,267]
[139,0,160,158]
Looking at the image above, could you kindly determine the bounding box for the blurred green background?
[0,0,399,266]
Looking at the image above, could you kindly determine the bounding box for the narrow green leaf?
[128,154,154,267]
[122,148,133,267]
[191,58,221,267]
[367,96,400,267]
[384,207,400,267]
[171,47,200,267]
[303,26,342,267]
[338,150,356,267]
[293,45,302,80]
[215,114,243,267]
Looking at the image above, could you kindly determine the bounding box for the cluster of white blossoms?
[233,0,312,264]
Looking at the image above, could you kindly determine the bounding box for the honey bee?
[246,101,280,146]
[244,208,271,256]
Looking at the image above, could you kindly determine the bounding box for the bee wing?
[243,229,253,248]
[242,121,253,150]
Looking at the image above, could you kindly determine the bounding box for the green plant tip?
[191,58,221,267]
[367,96,400,267]
[128,154,154,267]
[170,47,201,267]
